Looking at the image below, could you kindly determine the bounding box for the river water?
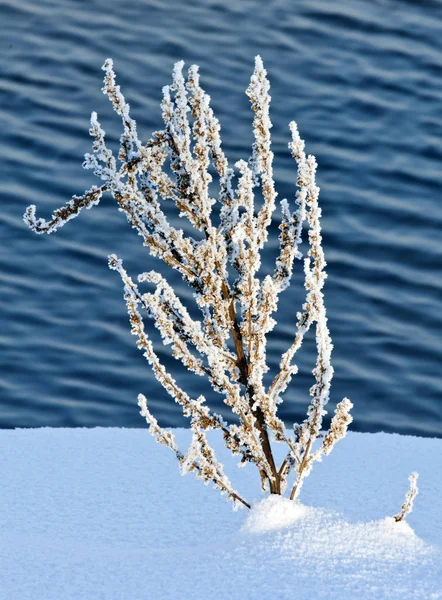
[1,0,441,436]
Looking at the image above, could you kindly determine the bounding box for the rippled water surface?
[1,0,441,435]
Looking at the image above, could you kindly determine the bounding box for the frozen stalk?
[25,56,354,509]
[394,472,419,523]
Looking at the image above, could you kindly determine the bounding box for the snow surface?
[1,428,441,599]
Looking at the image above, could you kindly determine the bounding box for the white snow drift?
[1,428,441,599]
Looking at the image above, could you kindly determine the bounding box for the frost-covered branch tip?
[25,56,358,510]
[394,472,419,522]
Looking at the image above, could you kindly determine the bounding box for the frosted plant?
[24,56,355,509]
[394,472,419,522]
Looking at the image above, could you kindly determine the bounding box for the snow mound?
[242,495,308,532]
[1,428,441,599]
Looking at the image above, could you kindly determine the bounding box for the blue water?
[1,0,441,436]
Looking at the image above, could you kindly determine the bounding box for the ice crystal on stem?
[394,472,419,523]
[25,55,355,509]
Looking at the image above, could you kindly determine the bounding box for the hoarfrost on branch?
[25,56,357,508]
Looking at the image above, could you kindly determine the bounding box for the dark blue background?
[1,0,441,436]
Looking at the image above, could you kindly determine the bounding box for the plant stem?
[289,438,312,501]
[221,280,280,494]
